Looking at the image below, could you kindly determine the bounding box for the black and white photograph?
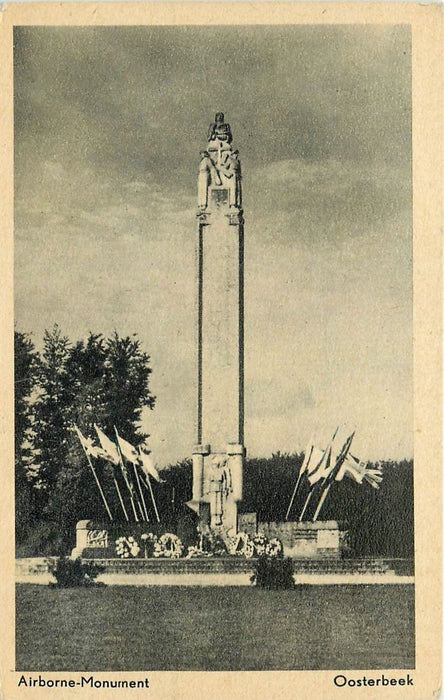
[2,3,441,698]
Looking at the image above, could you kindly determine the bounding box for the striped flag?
[306,426,340,486]
[336,453,383,489]
[306,447,330,485]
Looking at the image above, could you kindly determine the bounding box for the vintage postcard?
[0,2,442,699]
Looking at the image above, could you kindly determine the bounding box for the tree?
[27,328,156,546]
[14,330,39,464]
[29,325,72,492]
[100,331,155,443]
[14,330,39,540]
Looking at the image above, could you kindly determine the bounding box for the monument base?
[258,520,343,559]
[71,520,111,559]
[71,519,344,561]
[191,443,244,534]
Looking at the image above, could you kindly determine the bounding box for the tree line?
[15,327,413,558]
[161,454,413,558]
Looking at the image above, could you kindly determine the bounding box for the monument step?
[15,556,413,577]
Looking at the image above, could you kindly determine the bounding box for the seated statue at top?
[208,112,232,144]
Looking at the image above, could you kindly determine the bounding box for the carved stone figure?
[207,112,232,144]
[198,150,221,209]
[208,454,232,526]
[198,115,242,210]
[227,150,241,208]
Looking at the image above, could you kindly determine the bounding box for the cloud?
[14,25,412,462]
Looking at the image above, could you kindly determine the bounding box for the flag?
[74,425,107,459]
[335,452,364,481]
[336,453,383,489]
[114,429,139,465]
[363,470,383,489]
[307,446,333,485]
[73,425,113,521]
[306,426,340,486]
[285,436,315,521]
[299,438,315,476]
[94,424,120,465]
[138,448,163,483]
[326,431,356,483]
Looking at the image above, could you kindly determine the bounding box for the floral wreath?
[141,532,158,558]
[227,531,255,558]
[115,536,140,559]
[252,533,268,556]
[265,537,283,558]
[154,533,184,559]
[141,532,157,541]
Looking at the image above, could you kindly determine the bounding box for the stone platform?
[72,519,346,560]
[75,556,412,576]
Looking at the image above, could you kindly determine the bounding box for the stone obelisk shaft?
[198,204,244,449]
[192,114,244,532]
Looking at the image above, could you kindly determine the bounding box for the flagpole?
[135,489,146,522]
[298,487,315,522]
[286,471,302,521]
[87,455,114,521]
[298,430,337,520]
[74,425,113,521]
[147,474,160,523]
[112,472,130,522]
[310,431,356,523]
[132,464,148,522]
[132,471,147,523]
[312,483,332,522]
[286,464,307,521]
[286,440,315,521]
[137,446,161,522]
[134,463,150,522]
[298,439,334,522]
[114,427,139,522]
[145,473,160,523]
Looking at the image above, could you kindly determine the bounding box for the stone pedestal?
[71,520,109,559]
[259,520,342,559]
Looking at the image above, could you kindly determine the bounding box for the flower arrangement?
[227,531,255,558]
[186,545,213,558]
[141,532,158,558]
[113,531,283,560]
[115,536,141,559]
[252,533,268,556]
[265,537,283,558]
[153,533,184,559]
[199,531,228,556]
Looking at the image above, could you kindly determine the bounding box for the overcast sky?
[14,25,412,465]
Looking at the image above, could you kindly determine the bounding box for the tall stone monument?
[192,113,244,534]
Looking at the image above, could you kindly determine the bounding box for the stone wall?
[72,519,343,560]
[259,520,341,559]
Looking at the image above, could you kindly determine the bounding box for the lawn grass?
[16,584,414,671]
